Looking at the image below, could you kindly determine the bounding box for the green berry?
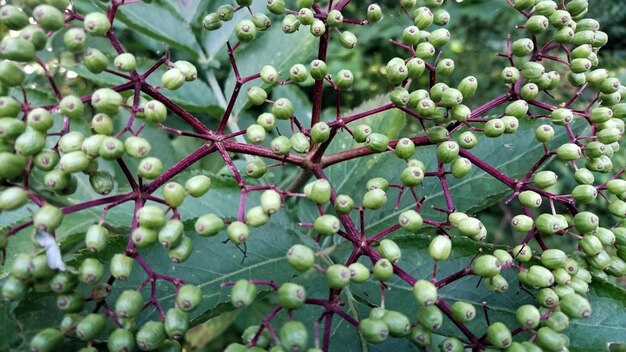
[287,244,315,272]
[290,132,310,153]
[472,254,501,277]
[85,224,108,252]
[413,7,433,29]
[339,31,357,49]
[246,206,270,227]
[91,88,123,114]
[416,305,443,330]
[115,289,143,318]
[373,258,393,281]
[2,276,27,301]
[359,318,389,344]
[278,282,306,309]
[412,279,437,305]
[375,310,408,338]
[110,253,134,280]
[76,313,106,341]
[0,187,28,211]
[398,210,423,232]
[164,308,189,340]
[246,159,267,178]
[113,53,136,72]
[168,235,192,263]
[348,262,370,283]
[161,68,186,90]
[377,239,401,263]
[516,304,540,328]
[451,301,476,323]
[158,219,184,248]
[536,326,565,351]
[502,66,520,83]
[313,214,340,235]
[227,221,249,244]
[428,235,452,261]
[386,62,408,84]
[231,279,257,308]
[89,171,114,195]
[63,28,86,53]
[34,204,64,231]
[280,321,309,351]
[30,328,63,352]
[138,157,163,179]
[362,188,387,210]
[486,322,512,349]
[177,284,202,311]
[326,264,351,289]
[136,321,166,351]
[131,226,158,248]
[137,205,166,229]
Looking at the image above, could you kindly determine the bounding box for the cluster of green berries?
[1,0,626,351]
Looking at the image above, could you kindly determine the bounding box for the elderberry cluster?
[1,0,625,351]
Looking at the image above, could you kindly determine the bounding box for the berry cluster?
[1,0,625,351]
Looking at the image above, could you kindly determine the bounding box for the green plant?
[1,0,626,351]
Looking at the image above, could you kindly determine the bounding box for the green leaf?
[86,0,202,59]
[567,279,626,351]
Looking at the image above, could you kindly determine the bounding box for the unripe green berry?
[280,321,309,351]
[110,254,133,280]
[138,157,163,179]
[397,210,423,233]
[278,282,305,309]
[472,254,501,277]
[313,214,340,235]
[227,221,249,244]
[412,279,437,305]
[486,322,512,349]
[131,226,158,248]
[34,204,64,231]
[161,68,186,90]
[115,289,143,318]
[136,321,166,351]
[231,279,257,308]
[30,328,63,352]
[79,12,110,38]
[348,262,370,283]
[76,313,107,341]
[85,224,108,252]
[0,187,28,211]
[158,219,184,248]
[556,143,582,161]
[326,264,351,289]
[373,258,393,281]
[402,25,420,45]
[417,305,443,330]
[501,66,520,83]
[14,128,46,156]
[195,213,224,236]
[413,7,434,29]
[451,301,476,323]
[339,31,357,49]
[536,326,565,351]
[428,235,452,261]
[185,175,211,197]
[287,244,315,272]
